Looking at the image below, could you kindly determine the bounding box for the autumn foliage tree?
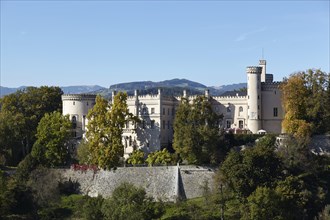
[281,69,330,140]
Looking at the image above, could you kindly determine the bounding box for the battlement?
[246,66,262,74]
[61,94,97,101]
[212,95,247,101]
[127,94,160,100]
[261,81,282,91]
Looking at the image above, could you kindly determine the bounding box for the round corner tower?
[247,66,262,133]
[62,94,97,138]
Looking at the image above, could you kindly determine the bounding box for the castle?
[62,60,284,158]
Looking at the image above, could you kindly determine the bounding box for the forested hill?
[97,79,247,98]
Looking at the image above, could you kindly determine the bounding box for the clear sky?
[1,1,329,88]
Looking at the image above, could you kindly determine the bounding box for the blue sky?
[1,1,329,88]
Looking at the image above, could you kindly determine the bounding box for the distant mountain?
[0,85,106,98]
[211,83,247,92]
[0,86,27,97]
[1,80,247,98]
[61,85,106,94]
[97,79,246,98]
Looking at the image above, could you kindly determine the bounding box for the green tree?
[86,93,137,169]
[145,149,173,166]
[127,149,145,166]
[31,111,72,167]
[76,140,91,165]
[173,96,223,164]
[243,186,282,220]
[220,143,282,198]
[102,182,163,220]
[0,86,63,165]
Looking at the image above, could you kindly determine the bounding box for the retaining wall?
[54,165,216,202]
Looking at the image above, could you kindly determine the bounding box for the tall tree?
[0,86,63,165]
[173,96,223,164]
[31,111,72,167]
[281,69,330,140]
[86,93,136,169]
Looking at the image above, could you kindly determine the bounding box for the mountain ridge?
[0,79,246,98]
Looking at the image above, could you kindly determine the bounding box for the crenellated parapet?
[246,66,262,74]
[261,81,282,91]
[61,94,97,101]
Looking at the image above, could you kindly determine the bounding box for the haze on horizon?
[1,1,329,88]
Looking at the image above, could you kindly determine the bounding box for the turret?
[61,94,96,138]
[259,60,266,82]
[247,66,262,133]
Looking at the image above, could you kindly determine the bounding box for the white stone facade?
[62,60,284,157]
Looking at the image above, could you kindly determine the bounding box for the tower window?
[71,116,77,129]
[162,120,165,129]
[168,120,170,129]
[258,95,260,99]
[87,102,89,106]
[73,101,75,105]
[163,108,165,115]
[168,108,170,115]
[151,108,155,114]
[273,107,278,117]
[151,120,155,129]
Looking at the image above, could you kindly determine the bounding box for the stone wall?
[54,165,216,202]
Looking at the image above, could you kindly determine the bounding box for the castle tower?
[62,94,97,138]
[247,66,262,133]
[259,60,266,82]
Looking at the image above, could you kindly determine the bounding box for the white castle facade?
[62,60,284,157]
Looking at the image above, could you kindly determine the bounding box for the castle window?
[163,108,165,115]
[274,90,277,95]
[71,116,77,129]
[129,136,132,146]
[273,107,278,117]
[226,120,231,129]
[239,106,243,116]
[87,102,89,106]
[258,95,260,99]
[162,120,165,129]
[151,108,155,114]
[168,108,170,115]
[151,120,155,129]
[239,120,244,129]
[168,120,170,129]
[73,101,75,106]
[172,108,175,116]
